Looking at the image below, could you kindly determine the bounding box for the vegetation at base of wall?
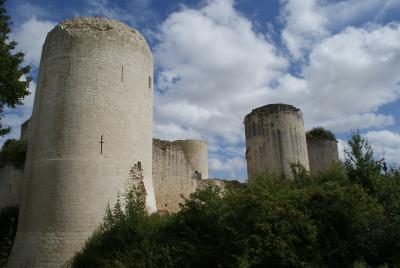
[0,139,27,168]
[306,127,337,141]
[0,206,19,267]
[68,132,400,267]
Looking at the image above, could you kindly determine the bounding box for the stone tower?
[307,134,339,175]
[244,104,309,179]
[174,140,208,179]
[8,17,157,267]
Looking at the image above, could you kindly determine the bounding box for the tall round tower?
[306,128,339,175]
[174,140,209,179]
[8,17,157,267]
[244,104,309,179]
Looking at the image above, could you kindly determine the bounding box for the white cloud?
[11,17,55,67]
[280,0,329,59]
[298,24,400,130]
[153,0,290,179]
[4,0,400,179]
[313,113,395,133]
[154,0,287,146]
[151,0,400,178]
[209,156,246,178]
[365,130,400,164]
[279,0,400,58]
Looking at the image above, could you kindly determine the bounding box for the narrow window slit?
[67,60,70,75]
[121,66,124,82]
[149,76,151,89]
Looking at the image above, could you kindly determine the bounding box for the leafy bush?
[0,139,26,168]
[46,133,400,266]
[306,127,337,141]
[70,173,400,267]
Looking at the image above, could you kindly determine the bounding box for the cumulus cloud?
[4,0,400,179]
[11,17,55,67]
[153,0,400,178]
[209,156,246,178]
[279,0,400,58]
[153,0,287,136]
[280,0,329,59]
[153,0,289,177]
[286,23,400,134]
[365,130,400,164]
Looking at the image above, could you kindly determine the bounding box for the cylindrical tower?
[306,132,339,175]
[244,104,309,179]
[8,17,157,267]
[174,140,209,179]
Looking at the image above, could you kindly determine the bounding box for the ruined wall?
[20,119,30,141]
[174,140,208,179]
[244,104,309,179]
[0,164,23,209]
[152,139,209,213]
[307,139,339,175]
[9,17,157,267]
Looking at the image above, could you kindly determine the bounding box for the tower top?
[58,17,137,36]
[244,103,303,122]
[47,17,152,56]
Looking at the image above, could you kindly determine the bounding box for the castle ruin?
[0,17,339,267]
[244,104,310,179]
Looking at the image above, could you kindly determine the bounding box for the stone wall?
[307,139,339,175]
[0,164,23,209]
[20,119,30,141]
[8,17,157,267]
[152,139,210,213]
[244,104,309,179]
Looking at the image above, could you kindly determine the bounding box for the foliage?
[0,0,31,136]
[306,127,337,141]
[0,139,26,168]
[343,130,382,192]
[22,132,400,267]
[0,206,18,267]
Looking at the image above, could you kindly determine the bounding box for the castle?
[0,17,338,267]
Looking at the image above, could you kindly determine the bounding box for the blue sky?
[4,0,400,180]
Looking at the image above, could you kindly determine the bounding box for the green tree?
[306,127,337,141]
[0,139,27,168]
[343,130,381,191]
[0,0,31,136]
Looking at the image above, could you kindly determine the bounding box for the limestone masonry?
[244,104,310,179]
[8,17,157,267]
[307,138,339,175]
[152,139,222,213]
[0,16,338,267]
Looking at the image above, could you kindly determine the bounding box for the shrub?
[306,127,337,141]
[0,139,26,169]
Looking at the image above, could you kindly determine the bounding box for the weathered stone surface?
[307,138,339,175]
[152,139,209,213]
[244,103,309,179]
[8,17,156,267]
[0,164,23,209]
